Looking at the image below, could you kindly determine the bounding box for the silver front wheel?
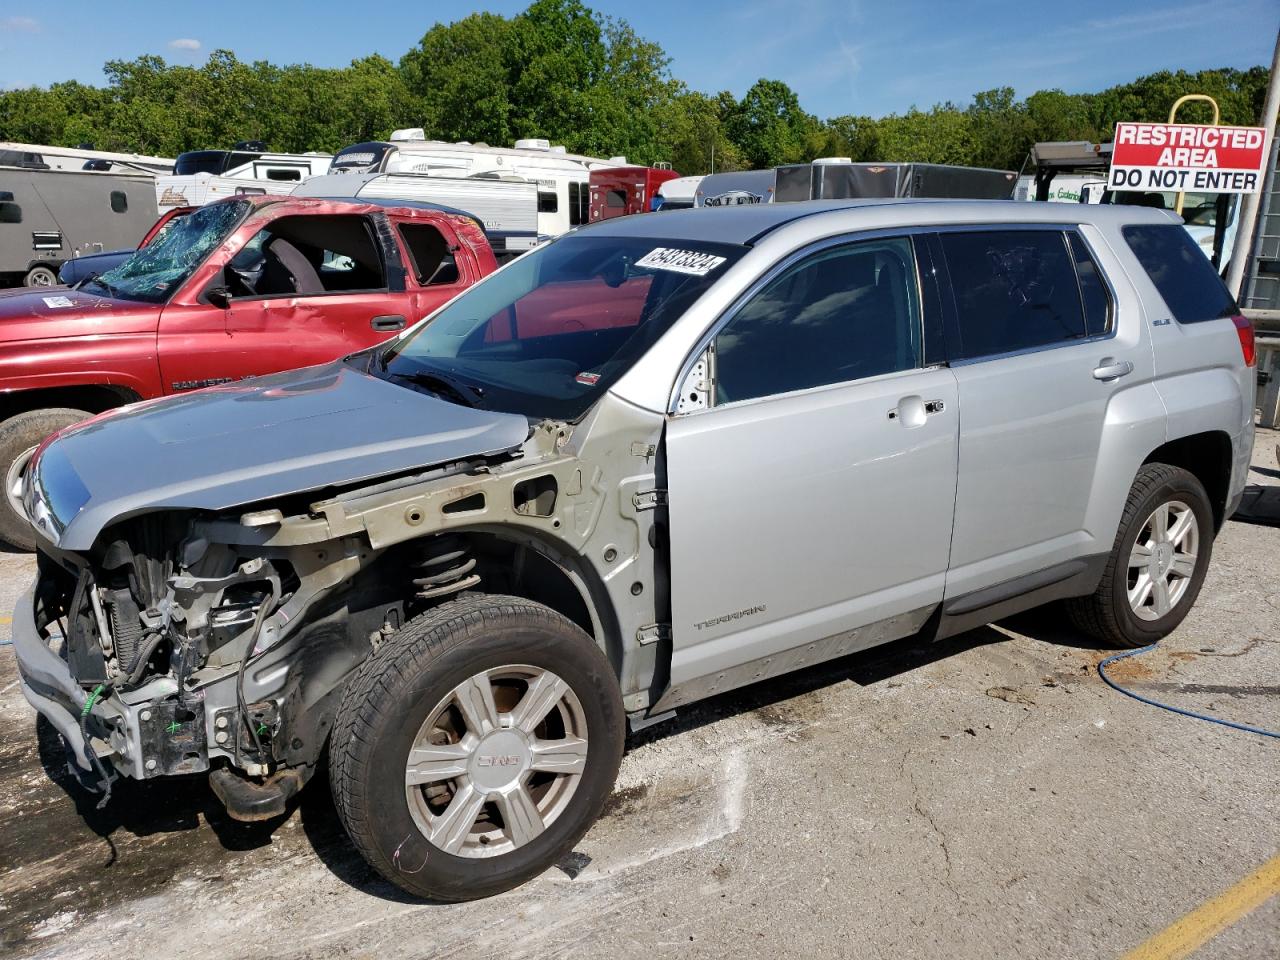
[405,665,589,859]
[1127,500,1199,621]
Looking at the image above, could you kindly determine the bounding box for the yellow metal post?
[1167,94,1221,215]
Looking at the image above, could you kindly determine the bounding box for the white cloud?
[1,16,40,32]
[168,38,201,51]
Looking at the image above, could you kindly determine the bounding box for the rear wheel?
[1067,463,1214,647]
[0,408,91,551]
[329,594,624,901]
[24,265,57,287]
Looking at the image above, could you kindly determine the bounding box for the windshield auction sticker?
[636,247,727,276]
[41,296,75,308]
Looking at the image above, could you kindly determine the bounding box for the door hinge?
[636,623,672,645]
[632,490,668,511]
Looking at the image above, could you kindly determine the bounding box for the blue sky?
[1,0,1275,119]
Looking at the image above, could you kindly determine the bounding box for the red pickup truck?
[0,195,498,549]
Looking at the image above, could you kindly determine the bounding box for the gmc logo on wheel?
[477,755,521,767]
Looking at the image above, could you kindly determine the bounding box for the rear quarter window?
[1121,224,1236,323]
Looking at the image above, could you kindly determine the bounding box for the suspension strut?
[413,534,481,599]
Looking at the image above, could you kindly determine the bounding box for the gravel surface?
[1,431,1277,960]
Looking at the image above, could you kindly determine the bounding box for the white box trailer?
[294,172,540,258]
[0,166,159,286]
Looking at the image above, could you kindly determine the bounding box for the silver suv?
[12,200,1256,901]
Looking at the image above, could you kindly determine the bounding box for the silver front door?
[660,236,959,700]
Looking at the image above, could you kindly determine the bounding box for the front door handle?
[887,395,945,427]
[371,314,406,332]
[1092,357,1133,381]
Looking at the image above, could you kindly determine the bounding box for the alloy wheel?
[1127,499,1199,621]
[404,665,588,858]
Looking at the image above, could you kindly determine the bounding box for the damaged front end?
[25,513,322,814]
[14,387,669,821]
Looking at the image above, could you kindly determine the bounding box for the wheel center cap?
[470,729,531,791]
[1153,541,1174,576]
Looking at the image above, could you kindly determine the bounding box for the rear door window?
[940,230,1086,360]
[1121,224,1236,323]
[1068,234,1112,337]
[399,223,460,286]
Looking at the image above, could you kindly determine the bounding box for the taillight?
[1232,315,1256,367]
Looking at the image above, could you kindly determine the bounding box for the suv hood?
[25,362,531,551]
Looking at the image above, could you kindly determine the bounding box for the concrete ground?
[1,433,1277,960]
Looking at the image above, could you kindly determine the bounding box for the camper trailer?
[156,143,333,213]
[329,132,623,237]
[0,141,174,175]
[0,166,159,286]
[694,169,777,207]
[294,173,540,259]
[588,166,681,221]
[654,175,704,210]
[773,159,1017,202]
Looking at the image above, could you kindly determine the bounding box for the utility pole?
[1225,27,1280,301]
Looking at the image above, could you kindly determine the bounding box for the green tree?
[726,79,817,168]
[400,13,514,145]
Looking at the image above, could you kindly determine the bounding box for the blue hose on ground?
[1098,644,1280,740]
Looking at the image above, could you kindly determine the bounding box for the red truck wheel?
[0,408,90,551]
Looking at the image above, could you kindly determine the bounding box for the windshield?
[377,234,745,420]
[174,150,231,176]
[90,200,249,304]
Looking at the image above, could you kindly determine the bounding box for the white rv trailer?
[156,146,333,213]
[654,175,704,210]
[294,173,540,259]
[0,141,174,175]
[329,131,625,237]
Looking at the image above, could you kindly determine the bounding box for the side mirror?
[206,286,232,309]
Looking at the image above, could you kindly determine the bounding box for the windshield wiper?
[389,370,484,408]
[85,276,120,298]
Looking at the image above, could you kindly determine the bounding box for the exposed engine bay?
[22,398,668,818]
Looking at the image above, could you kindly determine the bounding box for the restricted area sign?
[1109,122,1267,194]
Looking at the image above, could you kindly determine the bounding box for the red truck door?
[216,211,416,379]
[157,208,419,391]
[392,215,479,324]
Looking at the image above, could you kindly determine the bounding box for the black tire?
[329,594,624,901]
[1067,463,1214,647]
[24,265,58,287]
[0,408,91,551]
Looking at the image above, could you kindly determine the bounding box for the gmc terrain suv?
[12,200,1255,901]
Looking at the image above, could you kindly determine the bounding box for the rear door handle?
[371,315,406,332]
[1092,357,1133,381]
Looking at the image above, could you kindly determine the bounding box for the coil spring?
[413,534,481,600]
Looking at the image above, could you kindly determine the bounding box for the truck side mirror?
[206,286,232,309]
